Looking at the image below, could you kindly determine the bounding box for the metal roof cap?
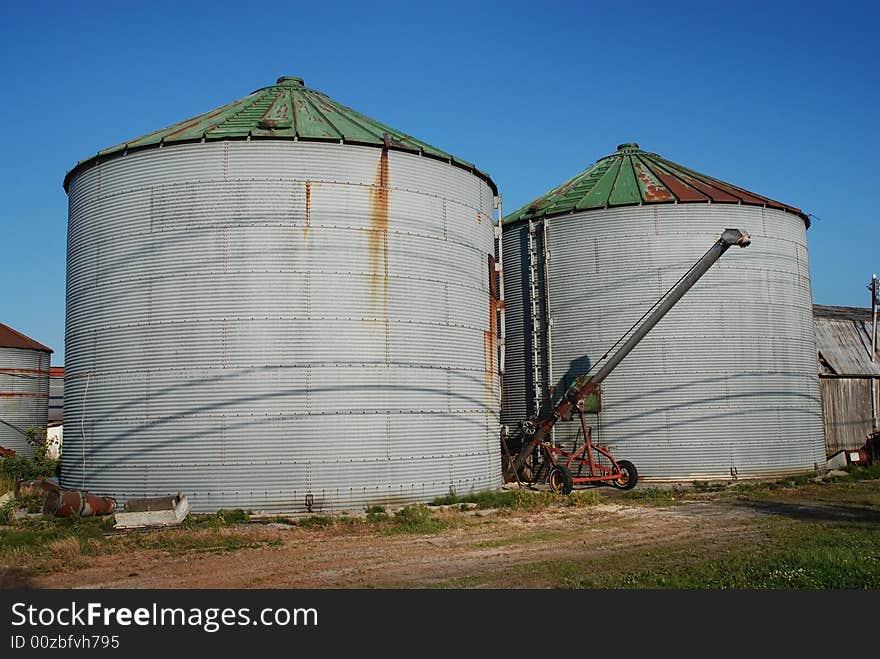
[504,143,809,227]
[64,75,497,194]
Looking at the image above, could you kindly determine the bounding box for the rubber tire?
[548,465,574,495]
[612,460,638,490]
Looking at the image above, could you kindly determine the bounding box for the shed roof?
[0,323,53,353]
[64,75,496,193]
[504,143,808,226]
[813,305,879,376]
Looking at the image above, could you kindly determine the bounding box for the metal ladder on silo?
[526,219,543,418]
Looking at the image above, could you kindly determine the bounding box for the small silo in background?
[502,143,825,481]
[48,367,64,423]
[0,322,53,456]
[62,76,500,512]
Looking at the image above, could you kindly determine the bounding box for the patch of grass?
[1,473,15,494]
[0,508,280,575]
[0,499,15,525]
[0,516,115,573]
[251,516,297,526]
[121,528,262,554]
[691,481,727,493]
[435,478,880,589]
[216,508,250,524]
[844,462,880,482]
[383,505,453,535]
[586,523,880,589]
[182,509,250,528]
[296,515,336,529]
[365,505,390,523]
[430,488,602,511]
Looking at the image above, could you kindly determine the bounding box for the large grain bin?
[502,143,825,481]
[62,76,500,512]
[0,323,52,456]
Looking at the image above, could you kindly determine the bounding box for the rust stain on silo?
[369,149,390,290]
[303,180,311,239]
[369,149,391,364]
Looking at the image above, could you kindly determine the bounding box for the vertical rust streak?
[303,180,311,239]
[370,149,391,365]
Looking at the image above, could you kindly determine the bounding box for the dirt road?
[29,497,776,589]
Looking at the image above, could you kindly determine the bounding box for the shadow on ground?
[735,499,880,523]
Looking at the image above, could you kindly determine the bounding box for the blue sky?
[1,0,878,364]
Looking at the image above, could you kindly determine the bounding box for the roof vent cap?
[276,76,305,87]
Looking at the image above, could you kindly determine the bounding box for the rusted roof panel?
[64,76,496,193]
[0,323,53,353]
[504,143,809,226]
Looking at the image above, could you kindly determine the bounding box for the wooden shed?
[814,304,880,456]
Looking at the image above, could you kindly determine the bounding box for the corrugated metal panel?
[814,317,880,376]
[64,76,496,194]
[504,143,809,226]
[500,224,531,428]
[49,368,63,423]
[0,347,50,455]
[63,140,500,512]
[820,378,875,455]
[503,203,826,480]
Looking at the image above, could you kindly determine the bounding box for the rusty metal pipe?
[43,488,117,517]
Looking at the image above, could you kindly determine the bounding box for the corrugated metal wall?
[502,204,826,480]
[0,347,50,456]
[820,377,876,454]
[48,369,64,423]
[63,140,500,512]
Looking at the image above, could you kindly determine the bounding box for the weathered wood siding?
[820,377,877,454]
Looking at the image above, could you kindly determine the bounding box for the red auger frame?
[520,400,637,494]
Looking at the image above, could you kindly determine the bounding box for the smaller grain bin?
[0,323,52,456]
[502,143,825,481]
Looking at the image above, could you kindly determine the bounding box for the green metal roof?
[504,143,808,227]
[64,76,496,192]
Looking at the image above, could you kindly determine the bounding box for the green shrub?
[0,427,58,483]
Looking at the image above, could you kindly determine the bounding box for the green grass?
[0,507,278,580]
[181,508,251,528]
[382,505,455,535]
[1,473,15,495]
[251,516,298,526]
[365,505,390,523]
[430,488,602,511]
[569,523,880,589]
[119,528,263,554]
[431,476,880,589]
